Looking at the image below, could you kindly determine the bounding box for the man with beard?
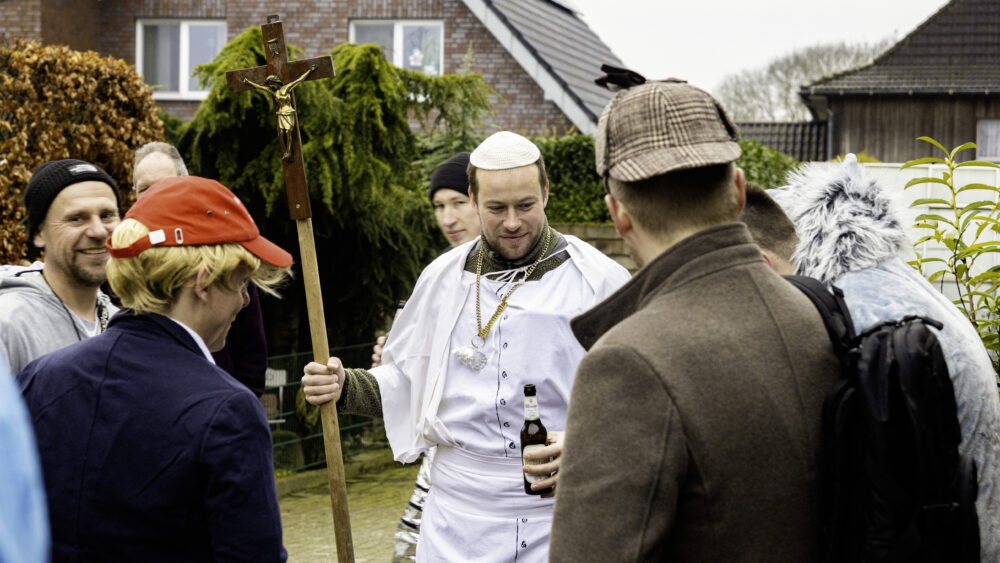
[18,176,292,561]
[301,131,632,562]
[0,159,121,374]
[377,151,483,562]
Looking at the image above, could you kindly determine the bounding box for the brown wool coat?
[550,223,839,562]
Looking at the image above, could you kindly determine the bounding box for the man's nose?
[503,208,520,230]
[85,216,110,238]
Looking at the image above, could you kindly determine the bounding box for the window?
[136,19,226,100]
[977,119,1000,161]
[350,20,443,76]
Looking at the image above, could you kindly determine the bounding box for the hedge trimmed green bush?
[530,135,800,224]
[534,134,608,223]
[736,138,801,189]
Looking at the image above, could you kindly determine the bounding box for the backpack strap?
[784,275,857,360]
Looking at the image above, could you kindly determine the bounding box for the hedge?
[534,134,800,224]
[0,39,164,263]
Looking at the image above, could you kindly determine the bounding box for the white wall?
[860,162,1000,301]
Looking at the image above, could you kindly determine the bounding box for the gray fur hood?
[769,155,909,284]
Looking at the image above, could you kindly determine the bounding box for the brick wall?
[1,0,42,42]
[7,0,576,135]
[41,0,101,52]
[552,223,636,273]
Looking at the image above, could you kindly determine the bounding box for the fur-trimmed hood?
[769,155,909,285]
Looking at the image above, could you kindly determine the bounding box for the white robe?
[371,234,630,561]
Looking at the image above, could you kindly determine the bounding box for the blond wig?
[107,218,290,314]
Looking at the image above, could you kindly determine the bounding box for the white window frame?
[976,119,1000,161]
[135,18,226,101]
[349,19,444,76]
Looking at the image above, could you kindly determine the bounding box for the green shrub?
[520,135,801,225]
[178,31,494,355]
[903,136,1000,376]
[0,39,164,263]
[534,134,608,223]
[736,139,800,189]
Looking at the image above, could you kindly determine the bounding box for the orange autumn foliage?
[0,39,164,264]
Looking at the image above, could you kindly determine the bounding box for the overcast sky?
[569,0,951,95]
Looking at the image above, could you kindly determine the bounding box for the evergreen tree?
[178,28,491,353]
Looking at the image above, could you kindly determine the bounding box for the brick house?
[1,0,623,136]
[799,0,1000,162]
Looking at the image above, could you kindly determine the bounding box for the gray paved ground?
[281,463,420,562]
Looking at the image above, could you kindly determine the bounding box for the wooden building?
[800,0,1000,163]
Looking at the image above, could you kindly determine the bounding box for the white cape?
[371,235,630,463]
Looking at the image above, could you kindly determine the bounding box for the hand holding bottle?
[522,431,563,498]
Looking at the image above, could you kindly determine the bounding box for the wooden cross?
[226,15,355,563]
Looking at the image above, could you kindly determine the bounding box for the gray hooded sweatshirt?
[772,156,1000,561]
[0,265,117,375]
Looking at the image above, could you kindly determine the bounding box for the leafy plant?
[832,150,880,163]
[176,30,494,355]
[736,139,800,189]
[0,39,164,263]
[903,136,1000,371]
[535,134,608,224]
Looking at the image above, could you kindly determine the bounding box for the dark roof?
[739,121,828,162]
[803,0,1000,95]
[487,0,623,121]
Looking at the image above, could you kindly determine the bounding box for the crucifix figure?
[226,14,355,563]
[243,64,318,160]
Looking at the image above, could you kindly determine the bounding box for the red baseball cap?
[107,176,293,268]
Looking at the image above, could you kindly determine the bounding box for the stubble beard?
[493,228,543,262]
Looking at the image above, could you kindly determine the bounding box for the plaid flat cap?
[595,81,741,182]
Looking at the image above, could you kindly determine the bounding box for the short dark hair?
[738,183,798,263]
[607,163,738,236]
[467,154,548,199]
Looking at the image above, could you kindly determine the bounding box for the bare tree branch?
[715,38,895,122]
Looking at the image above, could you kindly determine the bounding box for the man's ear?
[760,249,776,271]
[541,180,550,208]
[734,167,747,214]
[192,268,211,303]
[33,228,46,250]
[605,193,632,239]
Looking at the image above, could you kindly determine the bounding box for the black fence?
[264,342,388,474]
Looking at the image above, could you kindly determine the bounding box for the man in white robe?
[302,131,631,562]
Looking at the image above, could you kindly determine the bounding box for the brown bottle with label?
[521,384,552,495]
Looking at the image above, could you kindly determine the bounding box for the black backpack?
[786,275,980,563]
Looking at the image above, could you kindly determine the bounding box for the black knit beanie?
[24,159,120,244]
[428,152,471,202]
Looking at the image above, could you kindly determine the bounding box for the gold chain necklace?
[474,228,552,339]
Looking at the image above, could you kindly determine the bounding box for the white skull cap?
[469,131,541,170]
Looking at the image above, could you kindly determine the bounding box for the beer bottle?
[521,384,552,495]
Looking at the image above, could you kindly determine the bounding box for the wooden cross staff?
[225,15,354,563]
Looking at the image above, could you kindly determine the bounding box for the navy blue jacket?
[18,312,286,562]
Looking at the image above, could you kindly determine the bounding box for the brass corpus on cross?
[243,64,318,161]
